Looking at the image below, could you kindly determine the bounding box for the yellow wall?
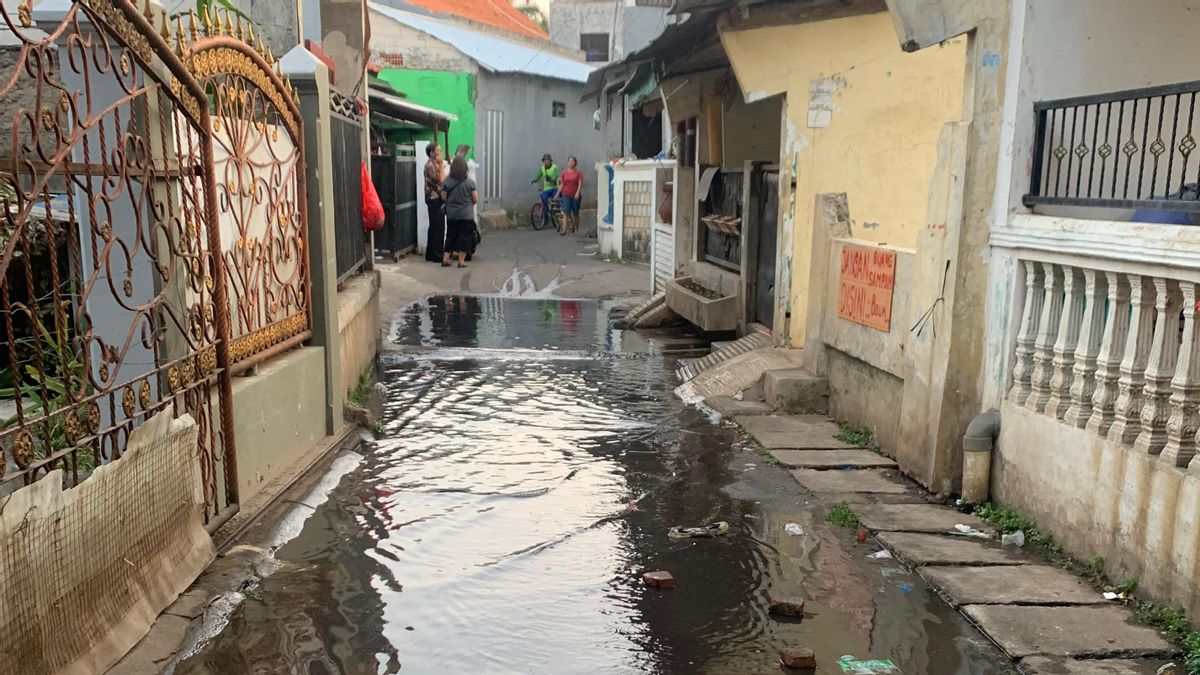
[721,11,966,341]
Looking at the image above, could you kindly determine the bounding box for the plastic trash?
[838,655,899,673]
[867,550,893,560]
[896,582,913,593]
[1001,530,1025,547]
[784,523,805,536]
[1103,591,1119,600]
[734,390,745,401]
[668,521,730,539]
[949,524,991,539]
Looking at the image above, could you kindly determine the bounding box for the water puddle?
[175,296,1009,674]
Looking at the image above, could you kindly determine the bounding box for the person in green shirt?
[532,153,560,229]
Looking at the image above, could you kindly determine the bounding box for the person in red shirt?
[557,156,584,235]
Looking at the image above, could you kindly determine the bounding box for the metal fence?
[371,143,418,258]
[331,92,365,280]
[1026,80,1200,212]
[0,0,309,525]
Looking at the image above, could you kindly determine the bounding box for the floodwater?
[176,296,1010,674]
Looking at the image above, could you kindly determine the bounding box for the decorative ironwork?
[181,15,311,369]
[1026,80,1200,212]
[0,0,305,527]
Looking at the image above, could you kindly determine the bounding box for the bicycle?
[530,189,561,231]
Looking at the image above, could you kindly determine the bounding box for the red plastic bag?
[361,162,385,231]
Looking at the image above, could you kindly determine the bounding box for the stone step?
[922,565,1105,606]
[737,414,850,449]
[876,532,1026,566]
[856,503,997,535]
[962,604,1175,659]
[790,468,910,494]
[770,448,896,469]
[762,367,829,414]
[1020,656,1175,674]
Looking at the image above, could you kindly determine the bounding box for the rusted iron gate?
[0,0,309,529]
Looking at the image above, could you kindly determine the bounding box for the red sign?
[837,244,896,332]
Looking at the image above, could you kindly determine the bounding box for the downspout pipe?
[961,408,1001,505]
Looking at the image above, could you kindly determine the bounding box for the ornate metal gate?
[0,0,307,527]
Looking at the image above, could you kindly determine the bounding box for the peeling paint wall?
[721,11,966,344]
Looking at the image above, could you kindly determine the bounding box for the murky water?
[177,296,1009,674]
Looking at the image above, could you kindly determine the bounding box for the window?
[552,101,566,118]
[580,33,610,63]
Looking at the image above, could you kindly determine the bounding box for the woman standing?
[423,142,446,262]
[440,157,478,268]
[557,156,583,235]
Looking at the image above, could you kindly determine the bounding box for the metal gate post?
[284,46,343,435]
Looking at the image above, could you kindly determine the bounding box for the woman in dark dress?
[423,142,446,262]
[440,157,478,268]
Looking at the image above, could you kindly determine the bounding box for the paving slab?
[962,605,1176,658]
[705,395,773,417]
[923,565,1105,606]
[1020,656,1173,674]
[856,503,996,535]
[790,469,908,493]
[737,414,852,449]
[877,532,1025,566]
[770,448,897,469]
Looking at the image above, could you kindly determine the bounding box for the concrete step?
[762,367,829,414]
[675,331,772,382]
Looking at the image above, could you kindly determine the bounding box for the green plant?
[0,312,93,475]
[826,502,861,529]
[347,365,373,408]
[753,445,780,467]
[835,422,872,448]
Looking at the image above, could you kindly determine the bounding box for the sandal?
[457,262,468,268]
[441,261,451,267]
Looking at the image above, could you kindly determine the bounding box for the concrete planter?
[666,276,738,332]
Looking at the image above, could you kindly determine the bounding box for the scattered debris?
[1103,591,1119,600]
[1001,530,1025,547]
[867,550,893,560]
[643,571,677,589]
[879,568,908,579]
[895,582,913,593]
[856,528,868,544]
[949,524,991,539]
[668,521,729,539]
[1157,663,1183,675]
[768,597,806,617]
[780,646,817,669]
[784,523,806,536]
[734,390,744,401]
[837,655,899,673]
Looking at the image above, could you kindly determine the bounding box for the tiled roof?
[402,0,547,40]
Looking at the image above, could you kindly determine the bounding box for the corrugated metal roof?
[369,3,593,84]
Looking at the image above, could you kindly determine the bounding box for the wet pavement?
[176,296,1011,674]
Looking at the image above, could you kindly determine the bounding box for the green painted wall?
[378,69,476,157]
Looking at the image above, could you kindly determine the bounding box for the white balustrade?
[1007,260,1200,466]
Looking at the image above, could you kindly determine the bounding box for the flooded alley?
[176,297,1009,674]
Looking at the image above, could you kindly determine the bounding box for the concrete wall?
[232,347,328,502]
[995,403,1200,619]
[369,15,477,73]
[721,11,966,344]
[377,68,477,156]
[549,1,670,64]
[827,348,904,456]
[477,72,602,211]
[319,0,365,96]
[1000,0,1200,216]
[338,271,380,391]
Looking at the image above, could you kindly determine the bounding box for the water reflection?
[177,296,1008,674]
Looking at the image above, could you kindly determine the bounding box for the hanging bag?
[361,162,385,232]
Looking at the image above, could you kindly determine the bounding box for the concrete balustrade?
[1008,260,1200,464]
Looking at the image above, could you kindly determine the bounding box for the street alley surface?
[176,296,1009,674]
